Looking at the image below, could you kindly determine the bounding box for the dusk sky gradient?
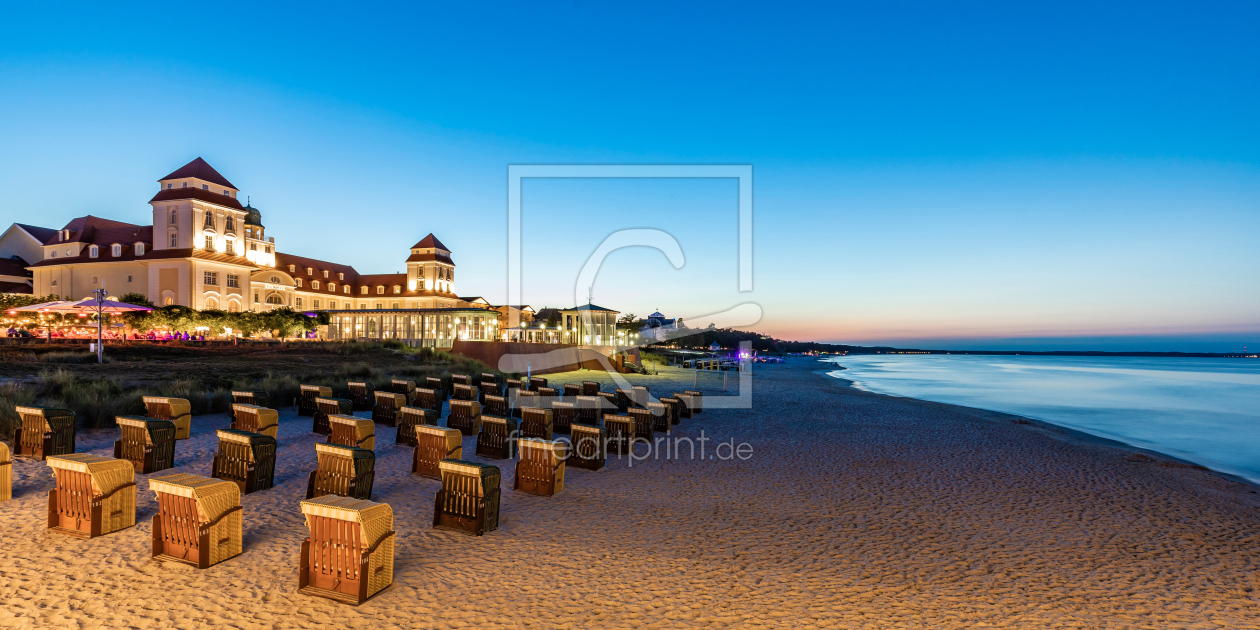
[1,2,1257,351]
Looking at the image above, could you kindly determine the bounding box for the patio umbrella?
[6,301,82,343]
[67,293,153,364]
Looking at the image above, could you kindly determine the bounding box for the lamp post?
[93,288,107,364]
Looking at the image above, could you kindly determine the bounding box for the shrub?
[0,382,37,441]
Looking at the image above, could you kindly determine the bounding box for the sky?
[0,1,1257,352]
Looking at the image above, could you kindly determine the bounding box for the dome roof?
[243,202,264,228]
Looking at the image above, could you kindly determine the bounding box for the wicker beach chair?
[683,390,704,414]
[299,495,395,605]
[505,378,524,393]
[307,443,375,500]
[515,438,567,496]
[597,391,618,415]
[390,379,417,405]
[314,396,353,435]
[113,416,177,474]
[660,397,684,425]
[479,381,498,403]
[46,454,136,538]
[451,374,472,389]
[347,382,375,412]
[452,383,478,402]
[632,385,650,408]
[150,473,242,569]
[520,407,554,440]
[143,396,193,440]
[614,389,633,413]
[551,401,576,435]
[515,390,541,418]
[647,401,672,432]
[212,429,276,494]
[425,377,450,402]
[575,395,609,425]
[484,394,509,418]
[395,407,439,446]
[13,406,76,460]
[0,442,11,502]
[371,391,406,427]
[672,392,695,419]
[475,415,518,460]
[628,408,655,442]
[414,387,443,414]
[299,385,332,417]
[567,423,607,471]
[536,386,558,410]
[529,376,548,391]
[432,459,500,536]
[412,425,464,479]
[603,414,635,456]
[448,400,482,437]
[231,403,279,438]
[229,391,269,421]
[581,381,601,396]
[328,415,375,451]
[563,383,581,399]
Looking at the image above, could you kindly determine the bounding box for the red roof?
[159,157,238,190]
[40,216,152,247]
[149,187,245,210]
[411,233,449,251]
[404,251,454,264]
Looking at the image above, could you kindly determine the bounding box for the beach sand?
[1,360,1258,629]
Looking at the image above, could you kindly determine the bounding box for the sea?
[824,354,1260,484]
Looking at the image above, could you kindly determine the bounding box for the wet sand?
[1,359,1258,628]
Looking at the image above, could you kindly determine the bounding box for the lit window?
[225,217,235,232]
[393,285,401,294]
[225,240,235,256]
[377,286,384,295]
[361,286,368,295]
[312,280,320,290]
[204,236,214,251]
[203,213,215,229]
[227,274,239,288]
[296,297,303,308]
[112,244,121,257]
[314,299,321,309]
[288,265,295,272]
[204,271,219,286]
[344,286,350,294]
[89,246,98,258]
[295,279,303,287]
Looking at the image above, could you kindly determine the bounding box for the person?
[6,327,15,337]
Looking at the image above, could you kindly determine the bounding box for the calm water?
[824,355,1260,483]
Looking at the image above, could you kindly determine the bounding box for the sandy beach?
[1,359,1258,629]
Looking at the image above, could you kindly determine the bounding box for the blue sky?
[1,2,1257,351]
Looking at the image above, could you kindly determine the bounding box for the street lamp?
[93,288,108,364]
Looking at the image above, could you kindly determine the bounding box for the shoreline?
[820,361,1260,490]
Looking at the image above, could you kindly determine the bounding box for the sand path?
[1,361,1257,628]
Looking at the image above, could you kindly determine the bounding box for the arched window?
[111,244,122,257]
[295,278,303,287]
[205,297,219,310]
[203,213,215,229]
[225,216,235,232]
[266,294,283,305]
[361,286,368,295]
[312,280,320,290]
[135,243,145,256]
[170,209,177,225]
[344,285,350,294]
[376,286,384,295]
[228,300,240,313]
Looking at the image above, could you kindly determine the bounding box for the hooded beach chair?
[425,377,450,403]
[660,396,684,425]
[299,495,395,605]
[505,378,524,393]
[672,392,696,419]
[562,383,581,399]
[484,394,509,418]
[604,414,635,456]
[231,403,279,438]
[628,408,655,442]
[13,405,75,460]
[113,416,177,474]
[452,382,477,402]
[480,372,502,388]
[412,425,464,479]
[520,407,554,441]
[212,429,276,494]
[683,390,704,414]
[390,379,417,405]
[432,459,500,536]
[647,401,673,432]
[567,423,606,471]
[371,391,407,427]
[46,454,136,538]
[395,406,440,446]
[614,389,633,413]
[307,443,375,501]
[515,438,567,497]
[314,396,353,435]
[328,414,375,451]
[575,395,608,426]
[551,401,576,435]
[632,385,650,407]
[475,415,518,460]
[450,374,472,389]
[143,396,192,440]
[415,387,442,414]
[149,473,242,569]
[478,381,498,403]
[347,382,376,412]
[581,381,601,396]
[515,390,541,418]
[229,391,269,421]
[536,386,558,409]
[528,376,548,391]
[299,385,332,417]
[448,399,482,437]
[0,442,11,502]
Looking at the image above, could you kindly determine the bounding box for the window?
[204,271,219,285]
[295,297,303,308]
[250,243,257,251]
[126,275,133,283]
[170,209,177,225]
[204,236,214,251]
[270,276,280,283]
[361,286,368,295]
[314,299,321,309]
[338,273,344,280]
[182,182,187,188]
[89,245,98,258]
[393,285,401,294]
[375,302,384,309]
[223,189,230,195]
[254,292,259,303]
[295,278,303,287]
[225,240,235,256]
[225,217,235,232]
[203,213,215,229]
[343,286,350,294]
[51,279,57,287]
[227,274,239,288]
[111,244,121,257]
[391,302,400,310]
[327,300,334,309]
[50,250,56,258]
[322,270,328,278]
[135,243,145,256]
[377,286,384,295]
[266,294,283,305]
[312,280,321,290]
[264,246,271,253]
[91,276,99,285]
[202,184,209,190]
[170,233,178,248]
[359,304,367,309]
[167,183,173,189]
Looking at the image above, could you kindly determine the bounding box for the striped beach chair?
[299,385,332,417]
[476,415,518,460]
[514,438,567,496]
[13,406,75,460]
[614,388,634,413]
[231,404,279,438]
[299,496,395,605]
[212,429,276,494]
[46,454,136,538]
[229,391,269,421]
[672,392,696,419]
[452,382,478,402]
[432,460,500,536]
[113,416,177,474]
[484,394,509,418]
[415,387,442,414]
[143,396,193,440]
[660,396,684,425]
[149,473,243,569]
[448,400,482,437]
[520,407,553,440]
[314,396,353,435]
[395,406,439,446]
[328,415,375,451]
[567,423,606,471]
[528,376,548,391]
[412,425,463,479]
[347,382,375,412]
[479,381,499,403]
[390,379,417,405]
[307,443,375,501]
[371,391,407,427]
[628,408,655,442]
[683,390,703,413]
[424,377,449,403]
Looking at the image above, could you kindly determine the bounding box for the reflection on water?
[825,355,1260,483]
